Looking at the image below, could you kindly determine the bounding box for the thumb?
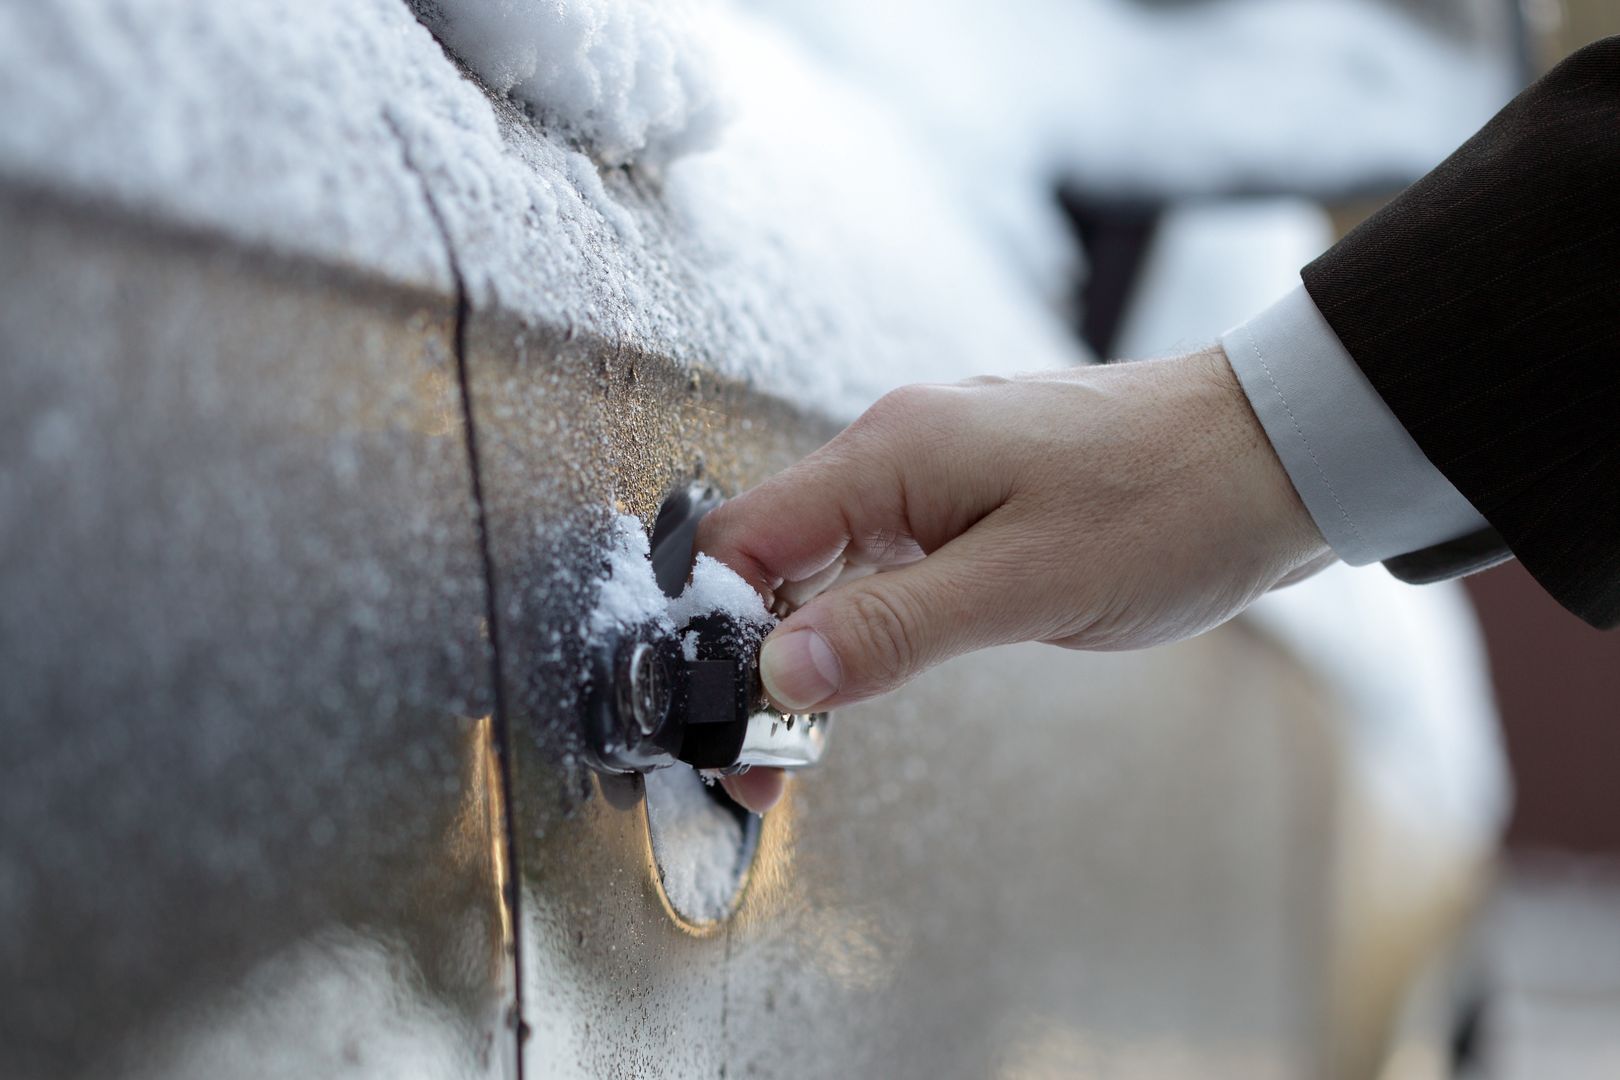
[758,520,1031,710]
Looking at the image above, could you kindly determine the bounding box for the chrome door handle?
[582,485,831,776]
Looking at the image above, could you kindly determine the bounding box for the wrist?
[1195,345,1332,573]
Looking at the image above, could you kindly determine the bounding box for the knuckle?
[856,383,937,434]
[841,586,920,687]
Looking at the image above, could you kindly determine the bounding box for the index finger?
[695,440,914,603]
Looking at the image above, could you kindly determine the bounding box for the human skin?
[701,346,1335,813]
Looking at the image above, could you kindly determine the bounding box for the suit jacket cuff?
[1221,285,1495,568]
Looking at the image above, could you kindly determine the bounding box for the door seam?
[383,109,529,1080]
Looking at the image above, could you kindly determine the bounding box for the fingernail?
[759,628,840,710]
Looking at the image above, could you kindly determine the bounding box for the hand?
[703,347,1333,812]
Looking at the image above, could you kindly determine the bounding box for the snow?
[666,553,771,630]
[0,0,455,291]
[1115,199,1336,359]
[422,0,731,171]
[589,518,774,640]
[415,2,1091,418]
[1,0,1516,421]
[751,0,1516,267]
[0,0,1086,421]
[643,763,752,924]
[589,515,673,637]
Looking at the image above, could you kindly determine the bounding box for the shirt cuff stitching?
[1245,332,1367,551]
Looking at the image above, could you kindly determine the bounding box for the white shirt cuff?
[1220,285,1490,566]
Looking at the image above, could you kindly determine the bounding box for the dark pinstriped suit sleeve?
[1302,36,1620,629]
